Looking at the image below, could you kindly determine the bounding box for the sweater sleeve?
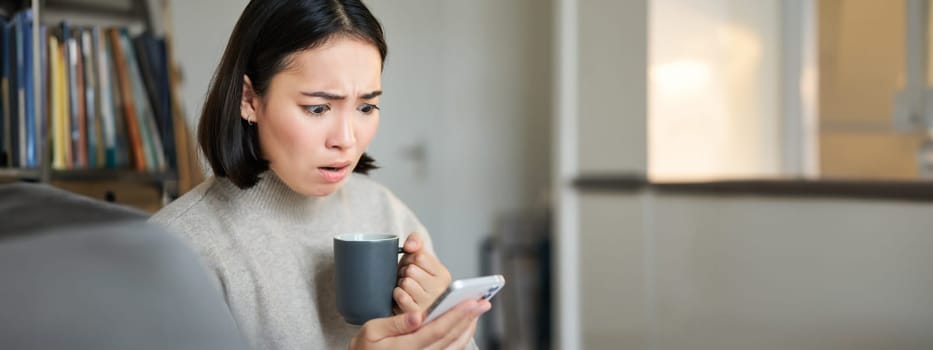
[148,201,243,334]
[148,186,234,307]
[149,213,228,298]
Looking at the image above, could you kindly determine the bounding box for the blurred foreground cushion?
[0,183,249,350]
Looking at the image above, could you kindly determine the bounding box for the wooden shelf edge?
[50,169,177,183]
[0,168,42,180]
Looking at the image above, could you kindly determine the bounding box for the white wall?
[580,191,933,349]
[577,0,648,174]
[170,0,249,132]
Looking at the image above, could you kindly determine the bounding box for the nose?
[325,112,356,150]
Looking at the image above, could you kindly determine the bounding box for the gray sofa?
[0,183,250,350]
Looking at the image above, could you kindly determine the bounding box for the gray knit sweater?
[149,171,435,349]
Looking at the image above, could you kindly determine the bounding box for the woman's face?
[243,36,382,196]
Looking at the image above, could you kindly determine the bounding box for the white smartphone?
[423,274,506,324]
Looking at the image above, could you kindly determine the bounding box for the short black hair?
[198,0,385,189]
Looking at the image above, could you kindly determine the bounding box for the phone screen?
[423,275,505,323]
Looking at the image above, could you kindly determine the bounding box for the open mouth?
[318,162,352,183]
[319,161,351,171]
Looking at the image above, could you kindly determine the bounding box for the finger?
[403,232,423,254]
[399,277,431,305]
[406,300,479,349]
[402,264,447,295]
[358,312,422,343]
[400,264,427,282]
[416,253,440,276]
[400,252,441,277]
[398,252,417,269]
[444,319,478,350]
[426,302,488,350]
[393,287,420,314]
[438,302,490,349]
[398,253,438,276]
[421,300,491,349]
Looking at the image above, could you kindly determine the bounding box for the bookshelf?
[0,0,199,212]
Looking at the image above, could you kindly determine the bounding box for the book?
[104,31,128,169]
[0,15,184,175]
[108,27,145,171]
[136,33,176,171]
[81,28,98,168]
[120,28,165,172]
[63,22,78,169]
[6,14,17,168]
[93,27,116,168]
[39,24,47,168]
[49,34,66,170]
[6,12,15,166]
[12,11,22,167]
[132,33,159,122]
[22,9,35,168]
[0,15,8,166]
[73,29,86,168]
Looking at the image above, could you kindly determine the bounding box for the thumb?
[403,232,422,253]
[359,312,422,343]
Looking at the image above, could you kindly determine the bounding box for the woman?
[150,0,489,349]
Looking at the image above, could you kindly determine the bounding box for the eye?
[303,104,331,116]
[357,103,380,115]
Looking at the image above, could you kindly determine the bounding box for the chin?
[300,182,342,197]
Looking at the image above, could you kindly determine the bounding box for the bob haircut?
[198,0,386,189]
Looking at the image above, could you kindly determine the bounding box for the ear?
[241,75,258,123]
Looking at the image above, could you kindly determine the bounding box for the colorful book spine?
[6,16,16,167]
[108,27,145,171]
[14,11,24,167]
[74,30,86,168]
[49,34,66,170]
[94,27,117,169]
[39,24,47,168]
[137,34,176,171]
[120,29,165,172]
[81,28,97,168]
[0,13,181,174]
[64,22,78,169]
[0,15,8,166]
[104,31,128,169]
[22,10,35,168]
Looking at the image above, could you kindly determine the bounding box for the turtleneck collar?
[212,171,332,223]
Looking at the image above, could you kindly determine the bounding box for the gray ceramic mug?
[334,234,404,325]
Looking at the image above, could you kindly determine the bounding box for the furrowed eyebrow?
[301,91,345,100]
[360,91,382,99]
[300,91,382,100]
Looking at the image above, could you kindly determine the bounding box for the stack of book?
[1,8,176,173]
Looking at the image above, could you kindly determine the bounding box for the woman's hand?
[394,233,452,314]
[349,299,490,350]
